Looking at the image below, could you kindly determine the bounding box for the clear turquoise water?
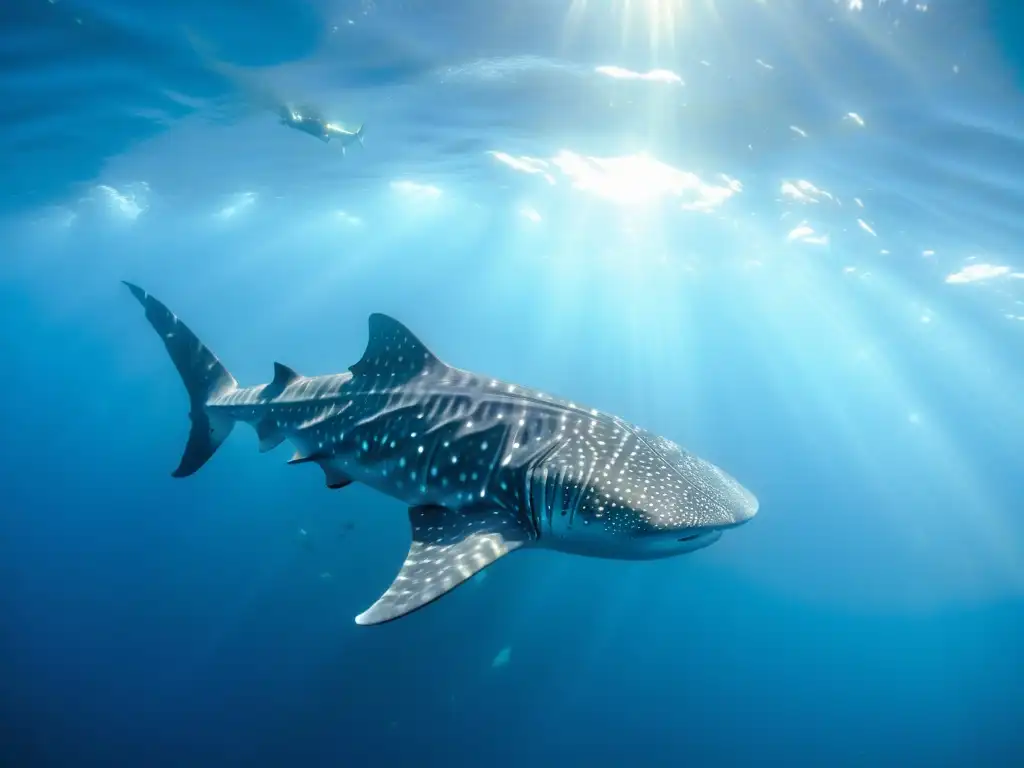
[2,1,1023,765]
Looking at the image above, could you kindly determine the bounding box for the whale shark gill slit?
[525,439,563,539]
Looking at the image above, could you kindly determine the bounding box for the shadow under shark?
[124,282,758,625]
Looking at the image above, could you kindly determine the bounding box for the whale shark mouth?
[677,520,748,542]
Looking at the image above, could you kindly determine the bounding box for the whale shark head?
[632,428,757,551]
[536,424,758,560]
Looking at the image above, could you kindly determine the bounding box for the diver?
[279,105,365,153]
[186,30,366,153]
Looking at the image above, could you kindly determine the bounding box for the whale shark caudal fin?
[355,504,532,625]
[123,282,238,478]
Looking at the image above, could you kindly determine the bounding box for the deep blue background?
[2,1,1024,765]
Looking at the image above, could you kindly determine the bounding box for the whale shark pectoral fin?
[355,505,530,626]
[349,313,447,384]
[255,418,285,452]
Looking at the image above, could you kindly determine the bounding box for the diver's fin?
[349,314,446,384]
[123,281,238,478]
[355,505,531,625]
[263,362,300,399]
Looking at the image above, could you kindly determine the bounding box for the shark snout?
[731,485,759,525]
[708,464,759,528]
[708,492,757,534]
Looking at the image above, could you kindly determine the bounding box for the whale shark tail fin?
[123,282,238,478]
[355,123,365,147]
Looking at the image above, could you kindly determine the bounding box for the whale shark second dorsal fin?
[263,362,300,399]
[272,362,300,389]
[349,313,445,383]
[273,362,299,383]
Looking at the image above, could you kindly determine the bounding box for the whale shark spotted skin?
[124,282,758,625]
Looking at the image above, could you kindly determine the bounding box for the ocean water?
[2,0,1024,765]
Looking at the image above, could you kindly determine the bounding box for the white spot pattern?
[202,312,758,618]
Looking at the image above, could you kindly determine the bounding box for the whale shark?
[124,282,758,625]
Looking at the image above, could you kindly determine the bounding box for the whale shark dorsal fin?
[273,362,299,387]
[349,313,446,383]
[355,505,530,625]
[263,362,300,400]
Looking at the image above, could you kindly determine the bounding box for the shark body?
[124,283,758,625]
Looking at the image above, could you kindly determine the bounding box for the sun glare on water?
[565,0,722,51]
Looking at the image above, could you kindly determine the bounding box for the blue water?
[3,0,1024,765]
